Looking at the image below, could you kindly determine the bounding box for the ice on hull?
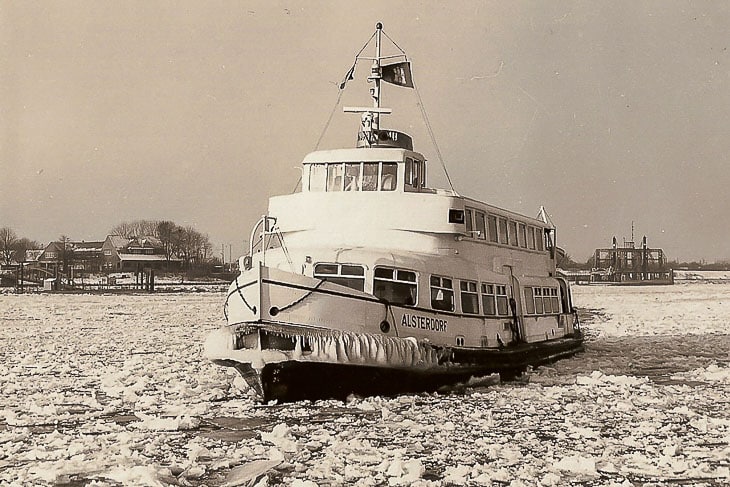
[207,324,583,402]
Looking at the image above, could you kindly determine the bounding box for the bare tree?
[110,220,159,239]
[58,234,72,273]
[11,238,42,263]
[0,227,19,265]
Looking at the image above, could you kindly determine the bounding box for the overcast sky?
[2,1,729,262]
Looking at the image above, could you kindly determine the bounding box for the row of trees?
[1,220,216,270]
[109,219,214,269]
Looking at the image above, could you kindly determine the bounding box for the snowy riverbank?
[1,285,729,486]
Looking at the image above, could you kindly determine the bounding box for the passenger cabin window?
[373,267,417,306]
[481,284,509,316]
[314,263,365,291]
[488,215,499,243]
[498,218,508,244]
[430,276,454,311]
[526,287,560,314]
[509,221,519,247]
[518,223,527,248]
[465,209,473,235]
[475,212,487,240]
[460,281,479,314]
[528,226,536,250]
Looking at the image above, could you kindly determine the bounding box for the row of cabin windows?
[524,287,560,315]
[313,263,549,317]
[308,162,398,192]
[464,208,545,251]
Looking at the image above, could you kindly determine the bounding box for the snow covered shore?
[1,285,729,486]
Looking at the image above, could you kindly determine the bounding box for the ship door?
[503,266,524,343]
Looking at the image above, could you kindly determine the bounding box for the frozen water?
[1,284,729,486]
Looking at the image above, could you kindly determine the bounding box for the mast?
[371,22,383,131]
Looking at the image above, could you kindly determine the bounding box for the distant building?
[591,235,672,285]
[102,235,181,272]
[37,240,104,274]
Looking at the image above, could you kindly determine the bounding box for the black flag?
[381,61,414,88]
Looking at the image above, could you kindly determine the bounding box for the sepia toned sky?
[2,1,729,262]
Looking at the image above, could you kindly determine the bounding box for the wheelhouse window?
[344,163,361,191]
[460,281,479,314]
[488,215,498,243]
[362,163,379,191]
[430,275,454,311]
[475,211,487,240]
[314,263,365,291]
[381,162,398,191]
[309,164,327,192]
[536,228,545,251]
[326,163,344,191]
[307,162,400,192]
[373,267,417,306]
[405,157,422,189]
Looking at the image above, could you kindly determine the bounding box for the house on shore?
[37,240,105,275]
[102,235,181,272]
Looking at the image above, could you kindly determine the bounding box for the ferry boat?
[205,23,583,402]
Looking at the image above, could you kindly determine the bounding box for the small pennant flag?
[339,63,356,90]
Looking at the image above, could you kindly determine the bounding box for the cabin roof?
[302,147,424,164]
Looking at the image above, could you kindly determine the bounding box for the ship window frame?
[508,220,519,247]
[524,287,535,314]
[480,283,497,316]
[536,227,545,251]
[475,211,487,240]
[430,275,454,312]
[528,226,536,250]
[405,157,421,189]
[459,280,479,314]
[498,217,508,244]
[465,208,474,236]
[381,162,398,191]
[314,263,366,291]
[373,266,417,306]
[496,285,509,315]
[518,223,528,248]
[481,283,509,317]
[344,163,362,191]
[308,163,327,192]
[361,162,379,191]
[487,215,499,243]
[525,286,561,315]
[326,163,345,192]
